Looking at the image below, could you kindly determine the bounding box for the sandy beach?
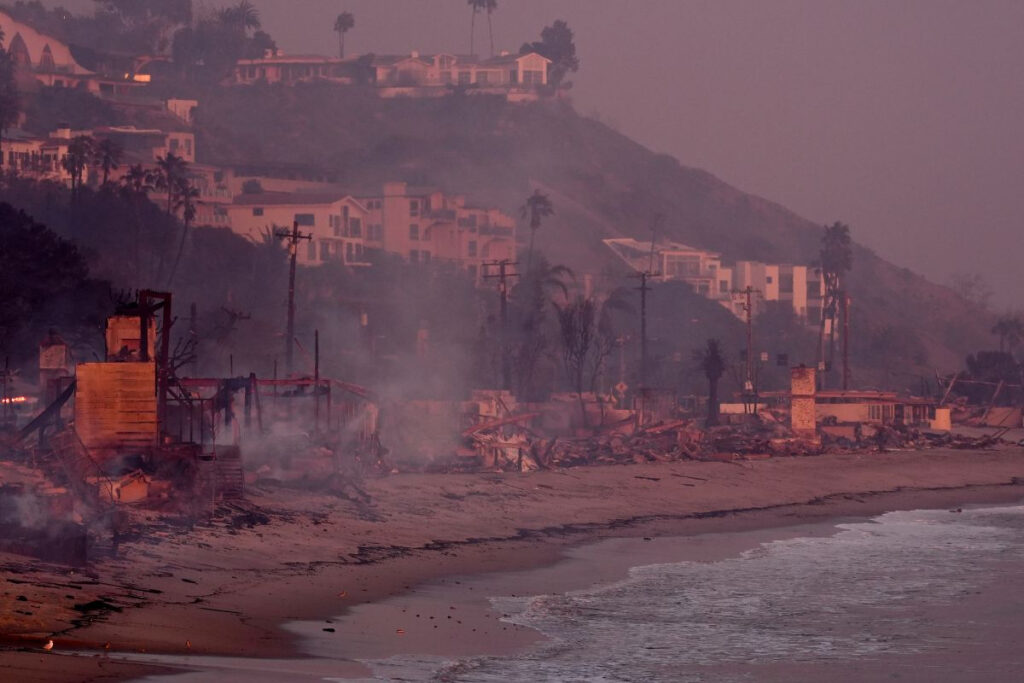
[3,447,1024,681]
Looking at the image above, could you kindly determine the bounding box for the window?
[409,200,419,217]
[780,274,794,294]
[252,208,264,216]
[467,240,477,257]
[346,243,353,262]
[332,215,341,237]
[295,213,315,226]
[719,280,729,294]
[307,240,316,260]
[458,71,472,85]
[320,242,330,261]
[410,249,419,263]
[409,224,419,241]
[766,276,774,284]
[522,69,544,84]
[349,218,362,237]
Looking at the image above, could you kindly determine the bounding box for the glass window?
[307,240,316,260]
[253,207,264,216]
[467,240,477,257]
[295,213,315,226]
[409,200,419,216]
[409,224,419,241]
[350,218,362,237]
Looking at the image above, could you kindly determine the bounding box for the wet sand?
[2,447,1024,681]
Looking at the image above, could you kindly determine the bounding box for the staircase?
[47,428,113,512]
[215,446,244,500]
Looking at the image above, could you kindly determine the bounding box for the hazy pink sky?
[57,1,1024,307]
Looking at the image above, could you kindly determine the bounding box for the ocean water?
[358,505,1024,682]
[123,504,1024,682]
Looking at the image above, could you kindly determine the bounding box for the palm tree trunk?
[470,10,476,55]
[576,367,588,430]
[167,217,190,287]
[527,225,537,272]
[707,378,719,426]
[816,302,827,389]
[487,11,494,56]
[341,32,346,59]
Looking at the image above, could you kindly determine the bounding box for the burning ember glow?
[1,396,28,404]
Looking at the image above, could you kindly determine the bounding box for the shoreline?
[2,448,1023,681]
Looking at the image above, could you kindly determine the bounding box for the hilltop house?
[0,10,147,96]
[229,49,551,100]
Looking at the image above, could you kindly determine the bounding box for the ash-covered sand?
[2,448,1024,681]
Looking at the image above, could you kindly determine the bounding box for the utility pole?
[139,290,172,432]
[276,221,312,375]
[483,259,519,391]
[842,292,851,390]
[732,286,761,412]
[628,270,659,388]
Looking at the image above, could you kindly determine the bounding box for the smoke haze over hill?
[49,0,1024,308]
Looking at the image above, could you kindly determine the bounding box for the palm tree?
[155,153,189,215]
[510,258,573,399]
[167,178,201,286]
[992,315,1024,353]
[697,338,726,427]
[93,138,123,187]
[119,163,155,198]
[817,221,852,385]
[555,295,597,428]
[120,163,157,287]
[483,0,498,56]
[61,135,94,195]
[219,1,261,33]
[333,11,355,59]
[468,0,487,55]
[520,189,554,271]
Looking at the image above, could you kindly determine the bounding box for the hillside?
[190,83,989,384]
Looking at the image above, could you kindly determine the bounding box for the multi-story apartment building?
[217,182,516,280]
[358,182,516,281]
[604,238,732,300]
[226,192,373,267]
[604,239,824,325]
